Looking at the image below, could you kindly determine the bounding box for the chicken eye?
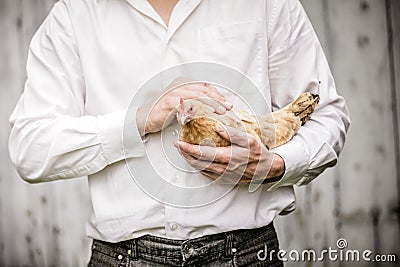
[189,107,193,112]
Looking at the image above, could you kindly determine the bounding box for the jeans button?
[184,243,194,254]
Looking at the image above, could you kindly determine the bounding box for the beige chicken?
[176,93,320,149]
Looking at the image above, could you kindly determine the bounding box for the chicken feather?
[177,92,320,149]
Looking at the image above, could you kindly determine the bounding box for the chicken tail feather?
[289,92,320,125]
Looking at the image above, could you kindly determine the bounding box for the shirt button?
[170,223,178,230]
[172,175,179,182]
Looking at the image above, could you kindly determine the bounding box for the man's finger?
[175,141,203,158]
[175,93,227,115]
[180,151,215,171]
[202,161,227,175]
[191,160,227,174]
[170,82,232,114]
[180,150,227,175]
[179,151,197,162]
[202,84,232,110]
[175,141,231,163]
[216,125,256,148]
[197,97,227,115]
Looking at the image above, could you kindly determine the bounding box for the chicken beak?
[180,115,186,125]
[180,115,191,125]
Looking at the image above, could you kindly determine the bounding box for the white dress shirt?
[9,0,350,242]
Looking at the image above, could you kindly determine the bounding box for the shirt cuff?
[97,108,145,165]
[267,137,310,191]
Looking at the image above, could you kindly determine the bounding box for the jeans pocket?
[234,228,283,267]
[88,240,126,267]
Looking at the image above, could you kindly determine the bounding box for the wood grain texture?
[0,0,399,266]
[388,0,400,250]
[277,1,399,267]
[0,1,91,266]
[328,2,399,265]
[0,0,23,264]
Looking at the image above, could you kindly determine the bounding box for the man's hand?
[175,125,285,184]
[137,77,232,136]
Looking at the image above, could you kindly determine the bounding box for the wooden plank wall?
[388,0,400,255]
[275,0,400,266]
[0,0,399,266]
[0,1,91,266]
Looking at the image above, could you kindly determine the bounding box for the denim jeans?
[88,222,283,266]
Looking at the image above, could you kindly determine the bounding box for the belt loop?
[128,239,138,260]
[225,233,234,257]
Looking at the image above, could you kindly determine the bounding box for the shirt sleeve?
[8,1,145,183]
[266,0,350,190]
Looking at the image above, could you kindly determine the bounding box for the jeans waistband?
[92,222,275,266]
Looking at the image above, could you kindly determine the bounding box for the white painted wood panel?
[0,0,398,266]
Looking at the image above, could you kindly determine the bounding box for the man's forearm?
[265,153,285,183]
